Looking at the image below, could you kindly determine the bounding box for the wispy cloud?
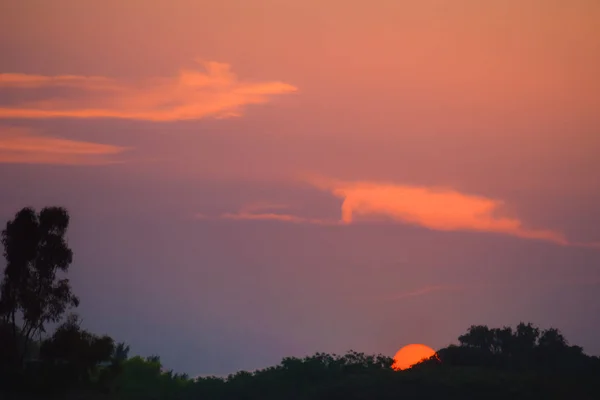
[573,241,600,250]
[215,202,334,225]
[240,202,292,213]
[0,60,297,121]
[204,178,598,248]
[0,127,127,165]
[376,278,600,303]
[307,176,569,245]
[221,212,336,226]
[376,285,462,302]
[222,212,309,224]
[0,73,114,89]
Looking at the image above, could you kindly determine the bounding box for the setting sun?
[392,344,438,371]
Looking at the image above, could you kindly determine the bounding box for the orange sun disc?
[392,344,437,371]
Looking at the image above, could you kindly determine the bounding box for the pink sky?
[1,0,599,375]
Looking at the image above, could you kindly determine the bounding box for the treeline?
[1,207,600,399]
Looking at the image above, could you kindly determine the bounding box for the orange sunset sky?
[1,0,599,375]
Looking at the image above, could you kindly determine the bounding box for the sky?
[1,0,599,375]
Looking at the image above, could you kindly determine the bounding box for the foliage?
[86,334,600,400]
[0,207,79,368]
[2,206,600,399]
[446,322,590,372]
[112,356,193,400]
[39,313,115,387]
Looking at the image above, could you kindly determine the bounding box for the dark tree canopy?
[0,206,79,367]
[36,313,116,390]
[2,206,600,399]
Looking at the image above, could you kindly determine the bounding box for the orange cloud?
[0,60,297,121]
[0,73,114,89]
[0,127,126,165]
[221,212,335,226]
[310,177,569,245]
[222,212,307,224]
[219,202,336,225]
[208,179,598,248]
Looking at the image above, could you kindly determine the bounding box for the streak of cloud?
[222,212,307,224]
[377,277,600,304]
[0,60,297,121]
[210,202,336,225]
[376,285,462,302]
[306,176,569,245]
[221,212,336,226]
[0,127,127,165]
[376,279,600,302]
[0,73,114,89]
[204,179,598,248]
[240,203,292,213]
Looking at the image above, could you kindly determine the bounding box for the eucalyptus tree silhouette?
[0,207,79,368]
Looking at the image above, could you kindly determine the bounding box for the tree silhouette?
[113,342,131,363]
[458,325,495,352]
[537,327,567,349]
[0,207,79,369]
[39,313,115,388]
[4,206,600,399]
[513,322,540,354]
